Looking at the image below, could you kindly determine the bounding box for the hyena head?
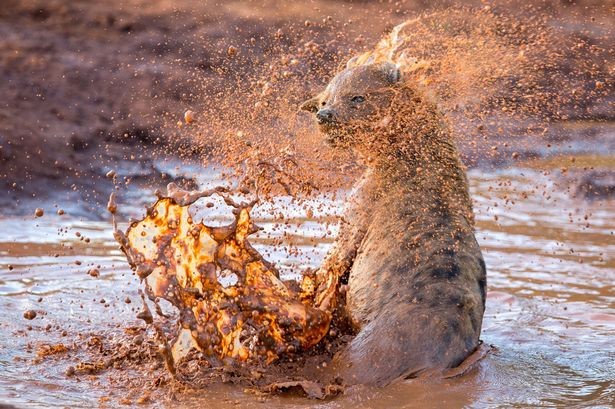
[301,61,402,148]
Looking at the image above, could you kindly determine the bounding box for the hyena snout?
[316,108,336,125]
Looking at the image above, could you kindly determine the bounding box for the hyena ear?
[346,56,359,68]
[300,95,320,113]
[381,62,402,83]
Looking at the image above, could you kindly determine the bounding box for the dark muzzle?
[316,108,336,125]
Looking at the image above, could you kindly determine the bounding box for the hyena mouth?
[319,124,353,147]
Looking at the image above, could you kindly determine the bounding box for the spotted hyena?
[301,61,486,386]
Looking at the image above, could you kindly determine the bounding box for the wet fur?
[303,63,486,386]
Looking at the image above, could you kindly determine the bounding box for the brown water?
[1,165,613,408]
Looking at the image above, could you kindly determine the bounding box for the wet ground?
[1,160,613,408]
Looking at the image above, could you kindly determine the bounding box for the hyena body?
[301,62,486,386]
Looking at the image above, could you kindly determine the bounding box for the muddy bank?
[1,0,613,216]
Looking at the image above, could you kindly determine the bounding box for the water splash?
[112,184,342,367]
[186,6,609,192]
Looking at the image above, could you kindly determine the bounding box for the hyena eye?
[351,95,365,103]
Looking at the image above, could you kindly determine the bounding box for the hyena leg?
[312,218,366,312]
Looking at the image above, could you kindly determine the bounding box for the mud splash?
[347,7,586,116]
[189,5,610,195]
[111,183,346,377]
[103,5,612,391]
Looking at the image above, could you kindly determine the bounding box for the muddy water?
[1,167,614,408]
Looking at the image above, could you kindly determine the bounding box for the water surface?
[0,168,613,408]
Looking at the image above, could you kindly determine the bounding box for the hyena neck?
[366,118,475,228]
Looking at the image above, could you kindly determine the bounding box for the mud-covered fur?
[301,62,486,386]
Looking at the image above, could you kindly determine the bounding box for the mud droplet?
[24,310,37,320]
[107,192,117,215]
[184,110,195,124]
[105,170,116,179]
[136,296,153,324]
[34,208,44,217]
[88,268,100,278]
[136,393,150,404]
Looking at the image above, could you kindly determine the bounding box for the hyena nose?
[316,108,335,124]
